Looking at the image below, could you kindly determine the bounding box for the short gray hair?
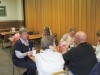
[41,35,55,50]
[19,27,27,35]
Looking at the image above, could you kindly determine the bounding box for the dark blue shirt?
[12,39,33,66]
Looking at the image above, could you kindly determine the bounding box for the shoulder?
[69,47,78,52]
[53,52,63,58]
[54,52,62,55]
[14,33,20,37]
[14,39,23,49]
[63,33,68,37]
[15,39,22,45]
[35,53,43,61]
[13,33,20,39]
[63,47,79,56]
[61,34,69,39]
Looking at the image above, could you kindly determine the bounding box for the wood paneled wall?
[24,0,100,45]
[0,20,23,29]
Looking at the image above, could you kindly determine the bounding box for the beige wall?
[24,0,100,45]
[0,0,23,21]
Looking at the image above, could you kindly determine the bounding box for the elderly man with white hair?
[62,31,97,75]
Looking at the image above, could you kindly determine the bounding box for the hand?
[27,51,32,56]
[59,42,69,54]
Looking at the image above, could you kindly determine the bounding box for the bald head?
[74,31,87,45]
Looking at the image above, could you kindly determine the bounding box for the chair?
[52,70,69,75]
[0,34,4,48]
[52,33,58,46]
[0,39,3,48]
[2,34,11,50]
[13,65,27,75]
[28,31,33,35]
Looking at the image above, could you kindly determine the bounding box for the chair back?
[4,34,10,42]
[52,33,58,46]
[28,31,33,35]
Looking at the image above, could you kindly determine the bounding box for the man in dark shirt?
[62,31,97,75]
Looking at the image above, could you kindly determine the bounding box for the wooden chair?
[0,39,3,48]
[2,34,11,50]
[52,70,69,75]
[52,33,58,46]
[28,31,33,35]
[13,65,27,75]
[0,34,3,48]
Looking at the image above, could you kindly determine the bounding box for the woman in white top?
[34,35,64,75]
[95,30,100,62]
[59,27,76,49]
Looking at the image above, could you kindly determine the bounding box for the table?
[0,31,18,35]
[29,34,42,40]
[29,49,43,61]
[8,33,42,42]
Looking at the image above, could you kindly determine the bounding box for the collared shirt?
[35,49,64,75]
[95,43,100,62]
